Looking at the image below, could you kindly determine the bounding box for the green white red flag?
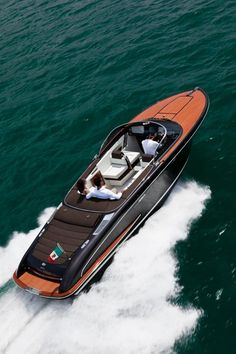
[48,243,64,263]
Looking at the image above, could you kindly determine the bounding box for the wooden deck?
[131,88,208,161]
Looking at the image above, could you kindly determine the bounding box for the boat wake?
[0,181,211,354]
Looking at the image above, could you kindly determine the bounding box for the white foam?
[0,208,56,287]
[0,181,211,354]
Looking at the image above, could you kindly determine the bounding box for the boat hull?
[13,87,209,299]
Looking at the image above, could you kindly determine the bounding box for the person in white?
[76,176,122,200]
[142,133,160,155]
[86,186,122,200]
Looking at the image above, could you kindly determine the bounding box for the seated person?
[141,132,161,156]
[76,175,122,200]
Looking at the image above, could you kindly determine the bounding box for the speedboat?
[13,87,209,299]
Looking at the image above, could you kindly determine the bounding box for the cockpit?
[64,119,182,212]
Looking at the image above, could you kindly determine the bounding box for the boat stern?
[13,271,61,298]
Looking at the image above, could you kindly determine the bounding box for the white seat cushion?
[110,157,127,165]
[123,151,140,164]
[103,164,127,179]
[109,169,134,186]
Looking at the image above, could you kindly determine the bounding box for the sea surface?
[0,0,235,353]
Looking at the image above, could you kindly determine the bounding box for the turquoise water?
[0,0,235,353]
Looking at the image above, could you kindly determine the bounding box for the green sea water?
[0,0,235,353]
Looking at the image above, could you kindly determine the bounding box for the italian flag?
[48,243,64,263]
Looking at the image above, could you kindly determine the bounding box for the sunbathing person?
[87,175,122,200]
[76,175,122,200]
[76,178,90,195]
